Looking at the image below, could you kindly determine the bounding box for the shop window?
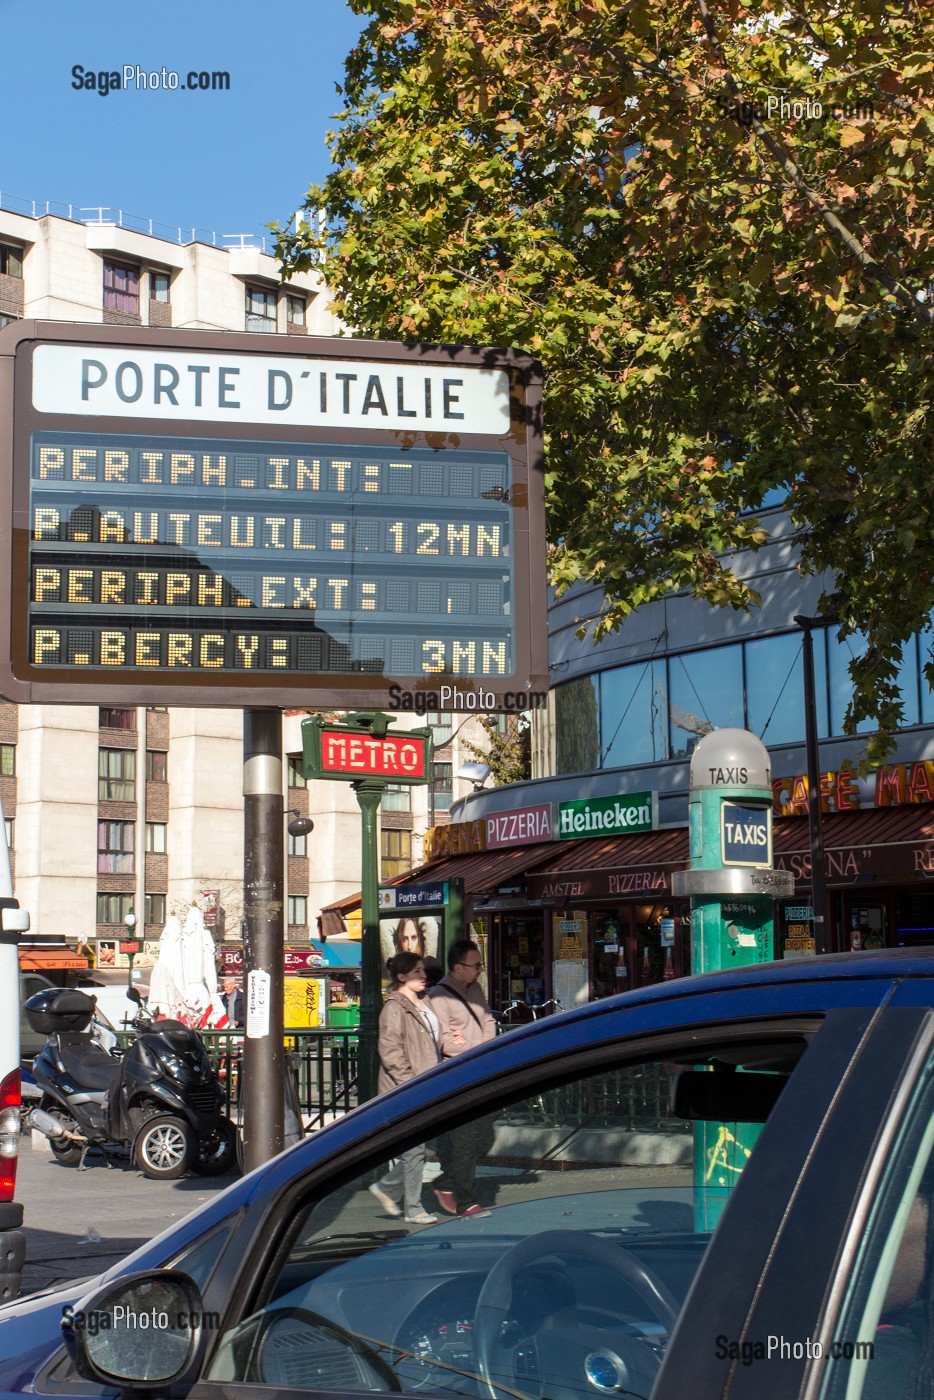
[245,285,277,332]
[288,895,308,926]
[287,754,307,788]
[381,828,412,878]
[98,820,135,874]
[98,747,136,801]
[668,645,743,757]
[555,675,599,774]
[1,743,14,777]
[96,892,135,925]
[99,706,136,730]
[145,893,166,926]
[146,749,167,782]
[103,260,140,315]
[599,657,669,767]
[145,822,167,853]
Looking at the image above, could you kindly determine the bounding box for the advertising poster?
[378,915,441,969]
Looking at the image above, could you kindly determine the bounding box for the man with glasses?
[428,939,497,1217]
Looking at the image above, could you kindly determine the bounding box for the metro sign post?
[303,713,432,1101]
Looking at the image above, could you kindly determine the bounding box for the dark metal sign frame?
[0,321,547,708]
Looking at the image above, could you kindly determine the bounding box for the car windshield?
[207,1031,812,1400]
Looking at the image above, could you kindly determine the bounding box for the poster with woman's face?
[379,915,440,968]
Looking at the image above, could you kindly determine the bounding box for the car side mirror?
[62,1270,206,1394]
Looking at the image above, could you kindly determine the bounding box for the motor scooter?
[24,987,237,1180]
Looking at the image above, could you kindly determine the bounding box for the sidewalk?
[13,1133,238,1297]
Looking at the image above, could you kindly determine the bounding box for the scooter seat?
[59,1044,122,1091]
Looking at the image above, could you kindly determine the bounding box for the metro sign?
[303,715,432,783]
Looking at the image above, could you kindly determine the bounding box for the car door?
[166,987,895,1400]
[663,979,934,1400]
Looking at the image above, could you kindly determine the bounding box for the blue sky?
[0,0,365,246]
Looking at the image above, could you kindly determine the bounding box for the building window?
[145,893,166,926]
[381,828,412,878]
[288,828,308,856]
[0,244,23,277]
[381,782,411,813]
[4,818,12,850]
[150,271,170,302]
[427,712,452,745]
[97,892,135,925]
[103,260,140,315]
[245,285,276,332]
[145,822,167,853]
[99,706,136,731]
[288,895,308,926]
[0,313,19,330]
[146,750,167,782]
[98,820,135,874]
[286,294,306,327]
[0,743,14,777]
[98,747,136,801]
[431,762,453,812]
[287,755,307,788]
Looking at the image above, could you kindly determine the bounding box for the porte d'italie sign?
[0,322,547,707]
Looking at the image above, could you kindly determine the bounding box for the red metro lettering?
[320,733,425,778]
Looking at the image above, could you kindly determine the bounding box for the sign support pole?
[354,777,386,1105]
[242,709,285,1172]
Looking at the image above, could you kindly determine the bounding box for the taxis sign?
[0,322,547,707]
[721,801,772,868]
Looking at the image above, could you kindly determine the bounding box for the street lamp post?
[123,909,139,991]
[794,615,833,954]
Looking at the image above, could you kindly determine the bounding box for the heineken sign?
[558,792,656,840]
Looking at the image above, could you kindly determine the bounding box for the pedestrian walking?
[428,939,497,1218]
[368,953,442,1225]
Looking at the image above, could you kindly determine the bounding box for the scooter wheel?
[50,1137,83,1166]
[133,1114,195,1179]
[191,1118,238,1177]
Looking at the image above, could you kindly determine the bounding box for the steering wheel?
[252,1306,402,1391]
[474,1230,678,1400]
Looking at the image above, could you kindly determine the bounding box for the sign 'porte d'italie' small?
[0,321,547,709]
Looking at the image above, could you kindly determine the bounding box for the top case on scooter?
[24,989,96,1035]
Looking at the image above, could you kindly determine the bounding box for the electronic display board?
[0,323,547,707]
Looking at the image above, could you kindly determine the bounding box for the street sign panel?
[0,322,548,708]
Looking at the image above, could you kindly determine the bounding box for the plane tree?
[275,0,934,760]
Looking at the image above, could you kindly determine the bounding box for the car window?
[819,1051,934,1400]
[205,1032,810,1400]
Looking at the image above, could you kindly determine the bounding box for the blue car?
[1,949,933,1400]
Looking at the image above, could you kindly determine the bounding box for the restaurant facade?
[391,504,934,1011]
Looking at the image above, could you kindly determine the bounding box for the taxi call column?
[672,729,793,1229]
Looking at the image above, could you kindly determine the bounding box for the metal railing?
[197,1029,359,1128]
[0,190,275,254]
